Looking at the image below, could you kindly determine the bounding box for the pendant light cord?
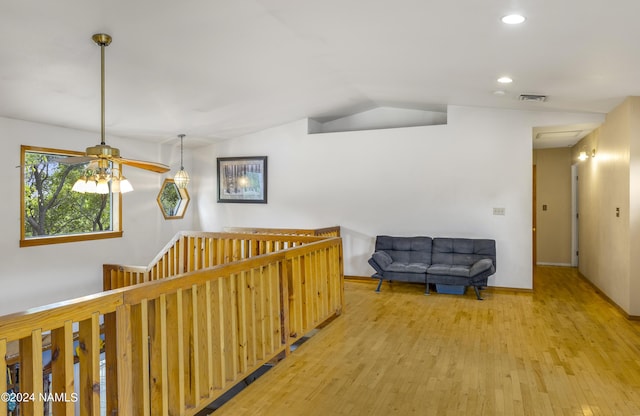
[179,134,185,170]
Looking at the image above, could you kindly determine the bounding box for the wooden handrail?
[1,231,344,416]
[224,225,341,237]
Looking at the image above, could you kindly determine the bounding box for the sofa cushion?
[428,258,494,278]
[386,262,429,273]
[432,238,496,268]
[375,236,432,264]
[428,264,471,277]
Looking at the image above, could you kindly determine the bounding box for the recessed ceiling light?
[502,14,526,24]
[497,77,513,84]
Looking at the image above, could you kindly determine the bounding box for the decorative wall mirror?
[157,178,190,219]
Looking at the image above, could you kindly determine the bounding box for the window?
[20,145,122,247]
[157,178,190,219]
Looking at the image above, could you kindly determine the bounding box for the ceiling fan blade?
[52,155,96,166]
[113,157,170,173]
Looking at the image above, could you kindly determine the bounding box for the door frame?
[571,164,579,267]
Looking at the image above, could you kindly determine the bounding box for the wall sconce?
[578,149,596,161]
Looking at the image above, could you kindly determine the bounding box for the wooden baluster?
[182,286,196,408]
[131,300,150,416]
[256,267,266,361]
[303,253,313,332]
[320,248,329,318]
[103,266,113,291]
[290,257,302,341]
[200,281,214,399]
[247,269,257,366]
[191,284,202,402]
[213,238,221,266]
[227,274,239,381]
[212,278,227,389]
[78,313,100,416]
[20,329,44,416]
[149,295,169,416]
[115,305,134,416]
[210,236,217,267]
[167,290,185,415]
[237,271,248,374]
[280,259,292,355]
[269,262,281,353]
[0,339,7,416]
[104,311,118,415]
[313,252,321,325]
[187,236,196,273]
[51,320,74,416]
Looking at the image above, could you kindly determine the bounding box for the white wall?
[0,104,604,315]
[0,116,194,316]
[195,105,604,290]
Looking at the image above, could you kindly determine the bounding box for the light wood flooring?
[213,267,640,416]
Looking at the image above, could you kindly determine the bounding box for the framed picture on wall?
[217,156,267,203]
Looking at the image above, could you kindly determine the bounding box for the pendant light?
[174,134,190,189]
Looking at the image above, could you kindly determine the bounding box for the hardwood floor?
[213,267,640,416]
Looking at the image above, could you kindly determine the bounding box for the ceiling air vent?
[519,94,547,102]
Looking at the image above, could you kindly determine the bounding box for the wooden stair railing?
[224,225,340,237]
[104,228,340,291]
[103,226,340,290]
[0,231,343,416]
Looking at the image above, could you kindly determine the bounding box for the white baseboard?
[536,262,573,267]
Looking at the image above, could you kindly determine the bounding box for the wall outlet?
[493,207,506,216]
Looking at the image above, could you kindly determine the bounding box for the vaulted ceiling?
[1,0,639,146]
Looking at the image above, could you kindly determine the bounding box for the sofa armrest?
[369,251,394,275]
[469,258,494,277]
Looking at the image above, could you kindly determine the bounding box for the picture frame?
[217,156,267,203]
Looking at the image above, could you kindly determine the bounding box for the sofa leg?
[375,278,384,293]
[473,286,484,300]
[424,283,430,295]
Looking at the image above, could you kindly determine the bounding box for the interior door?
[533,165,537,274]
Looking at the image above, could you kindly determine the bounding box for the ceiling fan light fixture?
[111,168,134,193]
[72,177,88,193]
[119,177,134,193]
[85,179,98,194]
[174,134,190,189]
[96,177,110,194]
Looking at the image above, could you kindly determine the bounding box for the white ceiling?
[1,0,638,146]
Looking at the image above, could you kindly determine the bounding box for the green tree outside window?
[20,146,122,246]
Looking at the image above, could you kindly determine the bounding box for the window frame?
[20,145,123,247]
[157,178,190,220]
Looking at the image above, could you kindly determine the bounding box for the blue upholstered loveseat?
[368,235,496,300]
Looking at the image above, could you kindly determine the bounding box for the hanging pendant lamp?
[174,134,190,189]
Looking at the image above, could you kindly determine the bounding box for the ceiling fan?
[60,33,170,176]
